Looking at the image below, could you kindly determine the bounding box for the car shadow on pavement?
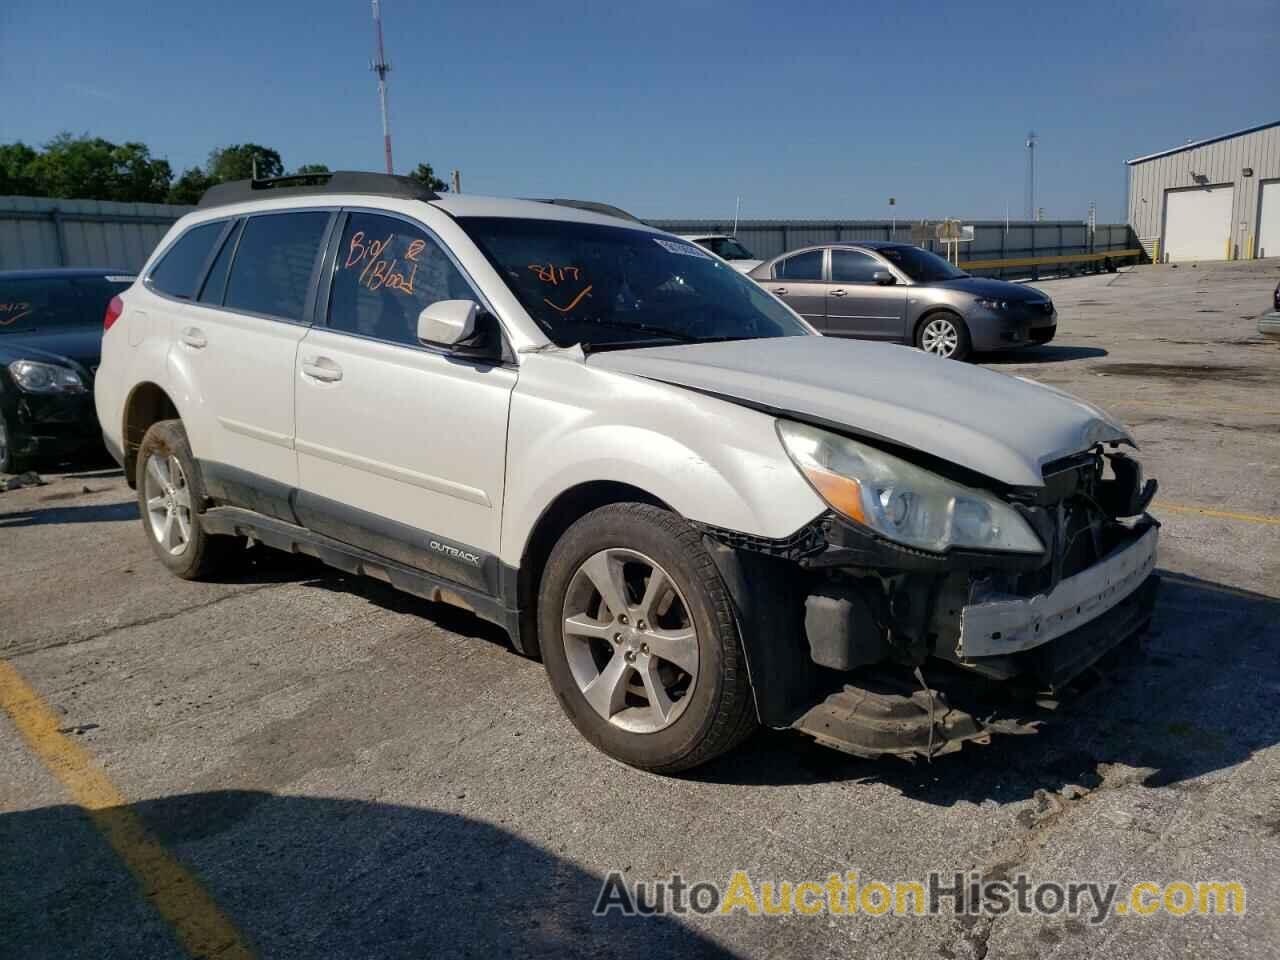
[979,345,1109,364]
[0,791,734,960]
[0,500,139,527]
[692,570,1280,805]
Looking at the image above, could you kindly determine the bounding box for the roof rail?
[198,170,439,208]
[528,198,645,223]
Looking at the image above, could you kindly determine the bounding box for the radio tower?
[1024,130,1037,221]
[371,0,394,174]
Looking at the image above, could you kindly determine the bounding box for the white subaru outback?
[95,172,1160,772]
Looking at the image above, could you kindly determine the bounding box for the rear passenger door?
[292,210,517,592]
[825,249,907,341]
[765,250,827,329]
[163,210,333,515]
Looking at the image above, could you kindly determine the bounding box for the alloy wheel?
[561,548,699,734]
[143,453,194,556]
[921,317,961,357]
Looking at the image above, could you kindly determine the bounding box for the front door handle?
[829,289,848,297]
[180,327,207,349]
[771,287,788,295]
[301,356,343,383]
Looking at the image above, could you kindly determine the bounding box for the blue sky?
[1,0,1275,221]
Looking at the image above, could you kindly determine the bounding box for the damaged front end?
[703,446,1160,760]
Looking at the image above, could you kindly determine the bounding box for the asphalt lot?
[2,258,1278,959]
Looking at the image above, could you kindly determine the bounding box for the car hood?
[0,325,102,371]
[587,336,1131,488]
[932,276,1049,302]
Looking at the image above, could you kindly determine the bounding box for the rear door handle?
[301,356,343,383]
[771,287,788,295]
[180,327,207,349]
[829,289,848,297]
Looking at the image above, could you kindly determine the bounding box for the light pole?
[888,197,896,239]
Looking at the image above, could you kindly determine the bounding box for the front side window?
[224,211,330,322]
[150,221,225,299]
[0,275,132,334]
[327,212,474,346]
[773,250,823,281]
[830,249,882,283]
[459,218,808,350]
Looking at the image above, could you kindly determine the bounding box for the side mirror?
[872,270,897,286]
[418,300,478,348]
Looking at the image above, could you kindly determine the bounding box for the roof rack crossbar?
[198,170,439,208]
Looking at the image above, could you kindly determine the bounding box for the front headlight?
[777,421,1044,554]
[974,297,1008,310]
[8,360,86,394]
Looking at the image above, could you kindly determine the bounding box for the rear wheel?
[916,311,971,361]
[538,503,757,773]
[136,420,239,579]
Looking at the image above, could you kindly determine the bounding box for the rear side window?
[326,212,474,346]
[774,250,823,281]
[149,222,225,299]
[224,212,330,322]
[830,249,882,283]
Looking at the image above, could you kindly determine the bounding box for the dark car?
[747,241,1056,360]
[0,268,134,472]
[1261,281,1280,341]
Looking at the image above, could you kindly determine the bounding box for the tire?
[0,410,25,475]
[538,502,757,773]
[915,311,972,361]
[135,419,239,579]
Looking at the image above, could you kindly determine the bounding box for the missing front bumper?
[792,571,1160,759]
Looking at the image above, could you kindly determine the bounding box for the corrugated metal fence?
[0,196,194,272]
[0,196,1137,279]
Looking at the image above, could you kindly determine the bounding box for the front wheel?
[538,502,757,773]
[916,311,972,361]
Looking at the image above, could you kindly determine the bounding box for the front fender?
[498,354,824,566]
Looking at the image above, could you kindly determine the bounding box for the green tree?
[408,162,448,192]
[0,142,42,196]
[167,167,216,205]
[207,144,284,182]
[292,163,330,176]
[16,134,172,202]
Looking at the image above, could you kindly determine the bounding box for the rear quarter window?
[149,221,226,299]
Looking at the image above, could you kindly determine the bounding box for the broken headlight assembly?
[777,420,1044,555]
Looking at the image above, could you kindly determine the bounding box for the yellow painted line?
[958,249,1143,271]
[0,659,255,960]
[1156,503,1280,527]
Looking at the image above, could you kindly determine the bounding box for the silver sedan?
[747,241,1056,360]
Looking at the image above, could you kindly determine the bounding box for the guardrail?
[957,248,1145,272]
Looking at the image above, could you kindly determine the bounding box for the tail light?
[104,295,123,332]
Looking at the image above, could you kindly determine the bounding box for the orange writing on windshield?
[528,263,590,312]
[345,230,418,295]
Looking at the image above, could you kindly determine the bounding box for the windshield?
[695,237,756,261]
[0,275,132,335]
[459,218,808,349]
[876,245,968,283]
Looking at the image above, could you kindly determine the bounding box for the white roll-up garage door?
[1162,185,1234,262]
[1258,181,1280,259]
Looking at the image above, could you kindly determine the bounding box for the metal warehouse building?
[1127,120,1280,262]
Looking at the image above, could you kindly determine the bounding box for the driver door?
[292,209,516,588]
[825,249,907,341]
